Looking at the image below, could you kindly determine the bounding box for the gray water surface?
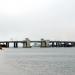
[0,48,75,75]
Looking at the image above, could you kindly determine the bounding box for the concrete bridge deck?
[0,40,75,48]
[0,40,75,43]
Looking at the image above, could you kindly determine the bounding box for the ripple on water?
[1,48,75,75]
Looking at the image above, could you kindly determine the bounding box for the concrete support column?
[23,38,31,48]
[61,43,64,47]
[69,42,75,47]
[26,38,31,48]
[14,42,18,48]
[40,39,46,47]
[6,42,9,48]
[64,42,68,47]
[56,42,60,47]
[72,43,75,47]
[63,42,66,47]
[45,40,50,47]
[52,42,54,47]
[23,42,26,48]
[41,41,46,47]
[59,42,61,47]
[56,42,58,47]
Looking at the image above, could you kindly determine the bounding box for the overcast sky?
[0,0,75,41]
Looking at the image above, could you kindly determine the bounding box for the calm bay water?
[0,48,75,75]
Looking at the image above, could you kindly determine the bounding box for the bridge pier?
[23,42,26,48]
[40,39,46,47]
[45,40,50,47]
[23,38,31,48]
[56,42,58,47]
[52,42,54,47]
[70,42,75,47]
[40,39,50,47]
[73,43,75,47]
[63,42,69,47]
[6,42,9,48]
[14,42,18,48]
[56,42,61,47]
[59,42,63,47]
[26,38,31,48]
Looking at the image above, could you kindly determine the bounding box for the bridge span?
[0,38,75,48]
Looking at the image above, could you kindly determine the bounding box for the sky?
[0,0,75,41]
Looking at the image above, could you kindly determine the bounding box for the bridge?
[0,38,75,48]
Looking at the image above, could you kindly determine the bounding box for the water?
[0,48,75,75]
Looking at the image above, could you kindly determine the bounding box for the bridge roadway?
[0,41,75,43]
[0,40,75,48]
